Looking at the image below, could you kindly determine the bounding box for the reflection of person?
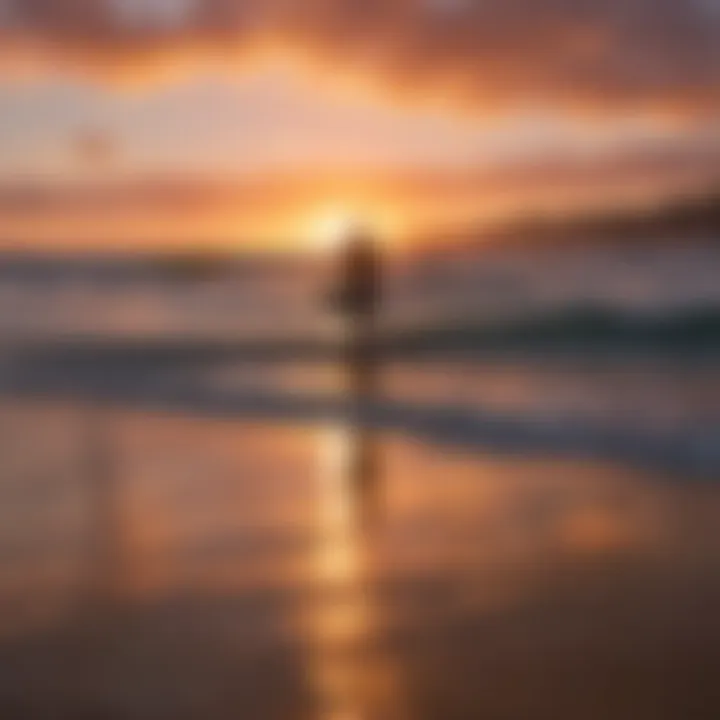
[82,404,124,609]
[331,225,382,398]
[349,425,381,529]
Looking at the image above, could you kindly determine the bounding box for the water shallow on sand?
[0,399,718,720]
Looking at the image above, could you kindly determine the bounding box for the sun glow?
[302,204,401,252]
[307,207,360,251]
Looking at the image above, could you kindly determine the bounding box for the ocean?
[0,240,718,719]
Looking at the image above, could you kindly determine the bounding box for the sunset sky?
[0,0,719,249]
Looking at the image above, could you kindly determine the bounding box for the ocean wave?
[388,305,720,353]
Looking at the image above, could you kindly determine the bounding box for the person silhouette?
[331,224,382,398]
[323,224,384,509]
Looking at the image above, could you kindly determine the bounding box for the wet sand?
[0,400,718,719]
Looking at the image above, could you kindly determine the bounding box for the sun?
[305,207,360,251]
[302,204,399,252]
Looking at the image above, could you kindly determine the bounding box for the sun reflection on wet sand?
[306,423,404,720]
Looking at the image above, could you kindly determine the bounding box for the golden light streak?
[302,425,406,720]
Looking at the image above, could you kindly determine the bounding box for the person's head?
[343,222,377,256]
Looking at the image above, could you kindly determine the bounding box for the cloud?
[0,0,719,117]
[0,142,717,247]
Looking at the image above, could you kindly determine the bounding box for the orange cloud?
[0,143,717,249]
[0,0,718,117]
